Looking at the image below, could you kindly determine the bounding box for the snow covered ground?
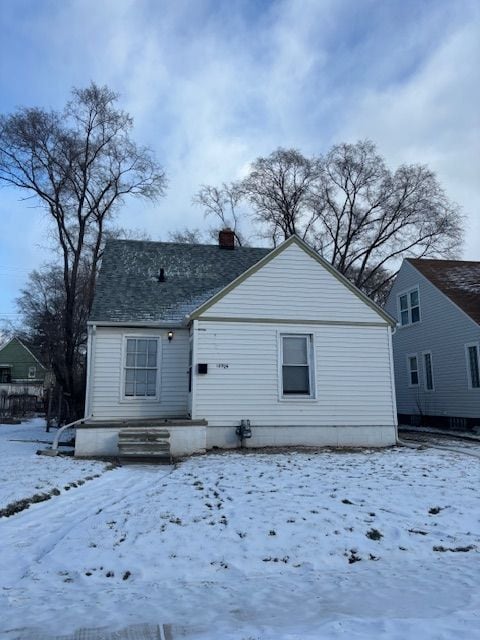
[1,420,479,639]
[0,418,107,508]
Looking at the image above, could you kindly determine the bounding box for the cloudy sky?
[0,0,479,323]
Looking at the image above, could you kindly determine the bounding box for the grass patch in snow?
[366,528,383,541]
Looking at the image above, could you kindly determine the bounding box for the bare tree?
[312,141,463,297]
[109,227,152,242]
[197,141,463,301]
[240,148,322,246]
[193,183,248,245]
[168,228,206,244]
[16,264,89,395]
[0,83,166,416]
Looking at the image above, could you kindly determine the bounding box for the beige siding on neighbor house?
[89,326,190,420]
[203,242,384,323]
[192,320,397,430]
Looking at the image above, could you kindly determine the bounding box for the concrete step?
[119,429,170,439]
[118,428,171,462]
[118,435,170,444]
[118,443,170,454]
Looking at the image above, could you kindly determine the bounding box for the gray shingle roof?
[90,240,271,324]
[407,258,480,326]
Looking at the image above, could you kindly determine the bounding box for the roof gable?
[0,337,46,368]
[407,259,480,326]
[191,235,394,325]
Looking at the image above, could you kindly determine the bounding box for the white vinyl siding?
[192,320,396,428]
[465,343,480,390]
[90,327,189,419]
[203,242,386,324]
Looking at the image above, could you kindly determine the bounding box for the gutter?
[87,321,187,328]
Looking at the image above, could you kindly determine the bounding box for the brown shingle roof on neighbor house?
[407,258,480,326]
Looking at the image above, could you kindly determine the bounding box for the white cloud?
[0,0,478,318]
[340,14,480,258]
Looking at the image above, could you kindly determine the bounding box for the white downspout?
[190,319,199,420]
[84,324,96,418]
[387,325,399,443]
[37,416,91,456]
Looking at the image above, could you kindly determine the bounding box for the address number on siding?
[216,363,229,369]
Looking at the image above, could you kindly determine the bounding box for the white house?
[385,258,480,430]
[77,231,398,457]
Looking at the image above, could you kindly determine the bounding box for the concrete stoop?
[117,428,172,463]
[8,623,173,640]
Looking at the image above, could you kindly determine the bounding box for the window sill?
[119,396,160,404]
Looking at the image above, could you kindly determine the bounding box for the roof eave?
[87,320,188,328]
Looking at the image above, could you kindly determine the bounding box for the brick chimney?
[218,228,235,250]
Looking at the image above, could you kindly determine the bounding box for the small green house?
[0,337,47,385]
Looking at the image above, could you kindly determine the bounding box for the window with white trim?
[124,337,159,397]
[28,366,36,379]
[408,354,419,386]
[281,334,314,397]
[423,352,434,391]
[466,343,480,389]
[398,288,420,326]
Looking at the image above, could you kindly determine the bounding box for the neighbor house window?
[280,334,314,397]
[407,354,419,386]
[465,343,480,389]
[0,367,11,383]
[398,288,420,326]
[423,352,434,391]
[124,337,159,398]
[28,366,36,379]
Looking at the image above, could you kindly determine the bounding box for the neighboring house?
[0,336,50,412]
[78,231,398,457]
[385,259,480,430]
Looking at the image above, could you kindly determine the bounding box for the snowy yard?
[1,420,479,639]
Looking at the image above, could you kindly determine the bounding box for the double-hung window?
[398,288,420,326]
[280,334,314,398]
[28,366,36,379]
[465,343,480,389]
[124,337,159,398]
[407,354,419,386]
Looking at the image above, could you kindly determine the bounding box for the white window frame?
[407,353,419,387]
[465,342,480,390]
[278,333,316,401]
[28,365,36,379]
[397,287,421,327]
[422,351,434,392]
[120,335,161,402]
